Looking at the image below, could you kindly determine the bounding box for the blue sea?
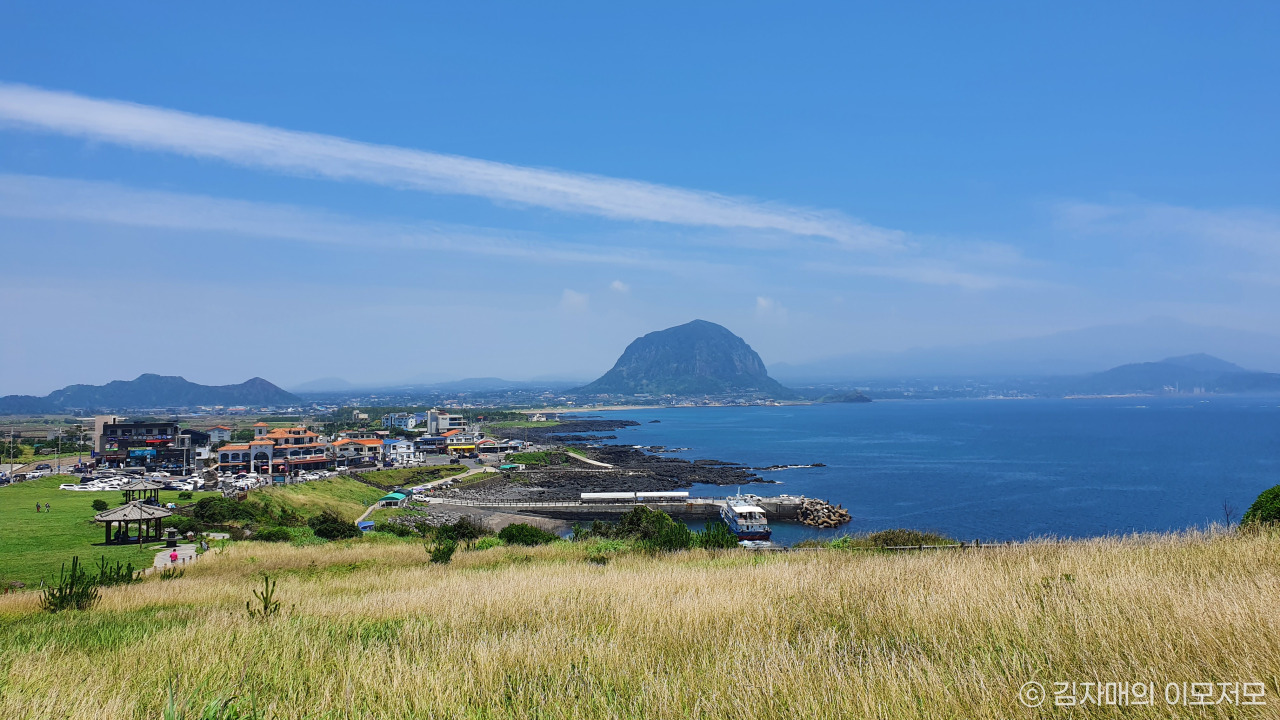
[591,397,1280,546]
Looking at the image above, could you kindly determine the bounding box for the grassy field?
[2,528,1279,718]
[0,476,219,588]
[253,476,386,522]
[356,465,467,488]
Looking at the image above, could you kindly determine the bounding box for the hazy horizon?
[3,5,1278,395]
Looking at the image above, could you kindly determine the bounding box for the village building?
[207,426,233,443]
[381,438,415,464]
[217,426,331,474]
[332,438,383,466]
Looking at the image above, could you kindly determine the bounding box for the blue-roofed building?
[382,438,414,464]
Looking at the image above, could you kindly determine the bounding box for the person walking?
[169,550,178,565]
[44,502,49,513]
[35,501,40,512]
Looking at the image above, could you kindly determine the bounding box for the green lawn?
[0,476,219,588]
[507,451,575,466]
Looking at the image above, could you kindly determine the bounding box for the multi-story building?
[207,426,233,443]
[379,410,465,434]
[332,438,383,465]
[381,438,415,464]
[217,426,332,475]
[96,420,192,470]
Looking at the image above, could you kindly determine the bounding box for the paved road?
[356,466,497,523]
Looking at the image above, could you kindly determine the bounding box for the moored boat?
[721,495,772,541]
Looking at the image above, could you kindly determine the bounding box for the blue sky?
[1,2,1278,394]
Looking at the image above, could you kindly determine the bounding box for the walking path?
[153,543,198,570]
[565,452,614,469]
[356,466,497,523]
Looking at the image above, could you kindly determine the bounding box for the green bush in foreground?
[429,539,457,564]
[472,536,505,551]
[91,499,108,512]
[307,511,359,541]
[695,520,740,549]
[498,523,559,546]
[253,526,293,543]
[1242,485,1280,525]
[829,528,959,549]
[40,557,99,613]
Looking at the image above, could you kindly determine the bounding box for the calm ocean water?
[592,397,1280,545]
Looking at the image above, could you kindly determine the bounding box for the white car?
[59,483,81,491]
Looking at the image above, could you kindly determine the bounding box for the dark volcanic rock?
[436,444,769,502]
[504,418,640,444]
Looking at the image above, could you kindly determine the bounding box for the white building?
[207,426,233,443]
[381,438,415,463]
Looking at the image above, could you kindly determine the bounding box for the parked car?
[35,463,52,471]
[449,458,461,465]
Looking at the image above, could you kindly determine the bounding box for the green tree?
[1242,485,1280,525]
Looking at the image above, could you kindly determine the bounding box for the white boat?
[720,495,772,541]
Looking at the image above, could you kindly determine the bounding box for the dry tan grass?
[2,530,1279,719]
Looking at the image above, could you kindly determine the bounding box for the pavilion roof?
[94,501,173,522]
[118,479,166,491]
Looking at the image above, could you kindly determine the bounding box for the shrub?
[94,556,140,586]
[246,575,282,620]
[498,523,559,546]
[433,517,488,544]
[1242,485,1280,526]
[373,521,416,538]
[40,557,99,613]
[429,539,457,564]
[643,521,692,552]
[830,529,958,549]
[472,536,505,551]
[91,499,108,512]
[177,491,193,500]
[695,521,740,550]
[193,496,257,524]
[253,526,293,543]
[579,506,693,551]
[308,511,359,541]
[164,515,201,536]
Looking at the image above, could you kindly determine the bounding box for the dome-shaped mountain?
[576,320,794,398]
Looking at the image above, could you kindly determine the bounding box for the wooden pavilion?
[94,501,172,545]
[119,479,165,504]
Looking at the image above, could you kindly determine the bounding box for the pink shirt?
[169,551,178,562]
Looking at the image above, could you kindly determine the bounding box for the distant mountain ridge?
[0,374,299,414]
[1064,354,1280,396]
[576,320,795,398]
[771,317,1280,382]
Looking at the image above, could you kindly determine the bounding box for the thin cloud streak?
[0,173,670,269]
[0,82,902,249]
[1055,200,1280,258]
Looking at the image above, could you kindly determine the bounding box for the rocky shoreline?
[444,414,825,505]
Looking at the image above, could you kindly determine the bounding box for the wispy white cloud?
[755,295,788,320]
[1054,200,1280,258]
[806,261,1041,290]
[559,289,589,312]
[0,173,669,269]
[0,82,903,249]
[609,280,630,293]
